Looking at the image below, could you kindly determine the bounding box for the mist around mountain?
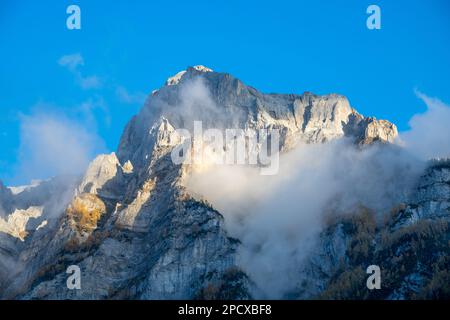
[0,66,449,299]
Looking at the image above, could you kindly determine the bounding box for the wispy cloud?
[187,138,423,298]
[77,96,111,128]
[12,103,106,185]
[399,91,450,160]
[58,53,83,71]
[116,86,147,105]
[58,53,102,89]
[79,75,101,89]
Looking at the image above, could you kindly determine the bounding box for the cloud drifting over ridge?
[399,91,450,160]
[187,139,424,298]
[13,106,105,185]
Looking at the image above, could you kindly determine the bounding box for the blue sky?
[1,0,449,185]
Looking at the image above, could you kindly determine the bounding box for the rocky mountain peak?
[118,67,398,170]
[165,65,213,86]
[1,66,433,301]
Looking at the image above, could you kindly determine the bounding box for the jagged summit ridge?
[165,65,213,86]
[118,66,398,170]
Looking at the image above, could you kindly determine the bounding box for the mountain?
[0,66,448,299]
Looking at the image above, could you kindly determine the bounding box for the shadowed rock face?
[291,160,450,300]
[1,66,446,300]
[0,181,12,217]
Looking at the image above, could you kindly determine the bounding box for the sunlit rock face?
[1,66,446,300]
[118,66,397,170]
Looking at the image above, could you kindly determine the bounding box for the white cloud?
[58,53,102,89]
[399,91,450,160]
[13,105,106,185]
[187,139,423,298]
